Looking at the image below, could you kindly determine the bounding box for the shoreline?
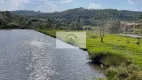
[35,29,142,80]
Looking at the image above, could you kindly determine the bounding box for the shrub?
[129,71,142,80]
[106,67,117,80]
[4,22,20,29]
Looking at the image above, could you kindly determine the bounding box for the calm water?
[0,29,105,80]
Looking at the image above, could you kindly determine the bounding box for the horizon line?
[1,7,142,13]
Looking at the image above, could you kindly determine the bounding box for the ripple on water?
[30,41,54,48]
[27,41,58,80]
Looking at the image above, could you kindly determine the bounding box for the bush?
[129,71,142,80]
[106,67,117,80]
[89,51,131,67]
[106,65,139,80]
[4,23,20,29]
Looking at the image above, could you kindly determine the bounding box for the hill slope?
[0,11,28,29]
[11,10,43,16]
[11,8,142,21]
[11,8,142,26]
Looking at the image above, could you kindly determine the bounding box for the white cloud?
[0,0,58,12]
[60,0,72,4]
[37,2,58,12]
[88,3,102,9]
[10,0,30,10]
[46,3,57,11]
[12,0,30,6]
[128,0,142,4]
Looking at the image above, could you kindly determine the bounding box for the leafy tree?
[107,20,121,33]
[139,15,142,20]
[0,15,7,27]
[47,19,53,29]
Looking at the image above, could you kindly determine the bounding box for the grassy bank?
[35,29,142,80]
[35,29,56,38]
[87,32,142,80]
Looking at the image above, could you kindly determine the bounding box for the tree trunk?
[101,36,104,43]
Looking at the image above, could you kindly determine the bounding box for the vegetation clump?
[129,71,142,80]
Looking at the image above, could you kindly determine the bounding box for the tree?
[75,18,83,30]
[139,15,142,20]
[96,14,106,43]
[100,26,104,43]
[107,20,121,33]
[0,15,7,28]
[47,19,53,29]
[139,15,142,34]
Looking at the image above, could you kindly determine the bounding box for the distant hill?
[11,8,142,26]
[11,8,142,21]
[11,10,43,16]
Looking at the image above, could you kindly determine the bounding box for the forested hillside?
[11,8,142,26]
[11,10,43,16]
[1,8,142,30]
[0,11,30,29]
[0,11,60,29]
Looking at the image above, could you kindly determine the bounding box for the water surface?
[0,29,105,80]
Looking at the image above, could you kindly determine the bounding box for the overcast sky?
[0,0,142,12]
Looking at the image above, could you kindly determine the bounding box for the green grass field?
[36,29,142,80]
[87,32,142,67]
[87,32,142,80]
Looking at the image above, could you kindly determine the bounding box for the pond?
[0,29,105,80]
